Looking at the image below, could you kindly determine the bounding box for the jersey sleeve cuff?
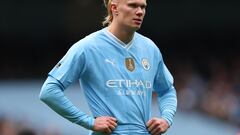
[161,111,174,126]
[75,116,95,130]
[161,116,172,127]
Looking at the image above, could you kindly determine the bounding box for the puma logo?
[105,59,115,66]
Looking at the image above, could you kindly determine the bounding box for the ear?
[111,3,119,15]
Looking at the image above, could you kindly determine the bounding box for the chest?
[85,45,157,82]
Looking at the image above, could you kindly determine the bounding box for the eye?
[128,3,138,8]
[141,5,146,10]
[141,5,147,9]
[128,3,147,10]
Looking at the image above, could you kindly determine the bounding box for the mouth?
[133,19,142,25]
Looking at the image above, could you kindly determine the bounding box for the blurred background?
[0,0,240,135]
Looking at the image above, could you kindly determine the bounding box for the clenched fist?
[93,116,118,134]
[147,117,169,135]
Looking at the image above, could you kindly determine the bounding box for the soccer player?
[39,0,177,134]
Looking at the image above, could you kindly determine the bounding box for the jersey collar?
[104,27,135,50]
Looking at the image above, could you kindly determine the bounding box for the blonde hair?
[102,0,114,26]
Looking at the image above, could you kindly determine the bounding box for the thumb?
[146,119,153,127]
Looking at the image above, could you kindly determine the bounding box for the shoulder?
[67,29,105,53]
[135,32,159,50]
[73,28,107,50]
[135,32,162,55]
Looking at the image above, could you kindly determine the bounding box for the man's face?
[115,0,147,31]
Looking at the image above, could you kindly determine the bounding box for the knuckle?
[103,125,108,129]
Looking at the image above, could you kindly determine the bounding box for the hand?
[93,116,118,134]
[147,117,169,135]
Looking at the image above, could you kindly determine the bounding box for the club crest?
[142,58,150,70]
[125,58,135,71]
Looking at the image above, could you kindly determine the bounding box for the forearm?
[39,76,95,130]
[157,86,177,126]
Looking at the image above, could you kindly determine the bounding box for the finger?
[147,119,154,127]
[153,130,162,135]
[108,119,118,127]
[150,125,161,135]
[150,127,158,135]
[107,116,117,122]
[148,122,159,132]
[104,126,112,134]
[108,123,116,131]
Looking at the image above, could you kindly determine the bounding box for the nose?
[136,7,144,17]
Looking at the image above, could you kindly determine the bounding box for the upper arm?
[48,43,87,89]
[153,52,174,94]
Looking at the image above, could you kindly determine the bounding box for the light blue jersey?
[40,27,177,135]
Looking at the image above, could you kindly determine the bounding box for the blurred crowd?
[0,115,62,135]
[176,54,240,126]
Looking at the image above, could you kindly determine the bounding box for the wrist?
[76,116,95,130]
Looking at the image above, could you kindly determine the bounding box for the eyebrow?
[127,1,147,7]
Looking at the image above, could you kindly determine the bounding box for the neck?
[108,23,135,44]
